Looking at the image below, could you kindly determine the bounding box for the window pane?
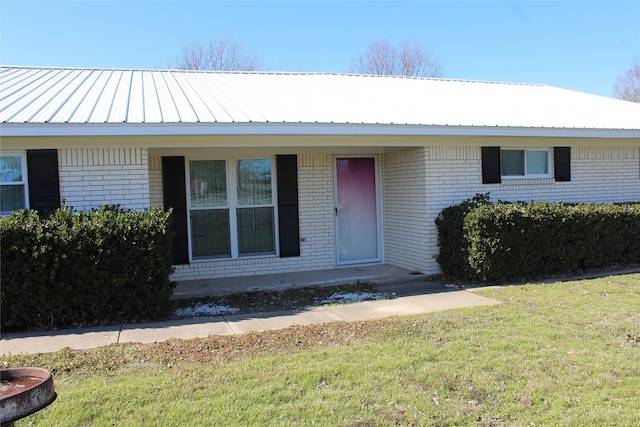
[237,159,272,206]
[526,151,549,175]
[191,209,230,258]
[0,185,25,213]
[190,160,227,208]
[501,150,525,176]
[237,207,275,255]
[0,156,23,183]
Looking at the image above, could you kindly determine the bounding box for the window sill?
[501,177,554,186]
[190,253,278,263]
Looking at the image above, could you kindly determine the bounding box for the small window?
[501,149,550,178]
[0,154,27,215]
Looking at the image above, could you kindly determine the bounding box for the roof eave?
[1,122,639,139]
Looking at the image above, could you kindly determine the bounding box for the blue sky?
[1,1,639,98]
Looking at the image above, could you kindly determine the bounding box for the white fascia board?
[1,122,639,139]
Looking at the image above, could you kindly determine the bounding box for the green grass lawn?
[3,274,639,426]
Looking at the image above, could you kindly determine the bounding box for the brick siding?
[382,147,430,273]
[58,148,150,211]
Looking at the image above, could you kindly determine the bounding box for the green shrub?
[436,199,640,283]
[1,205,175,331]
[435,193,490,280]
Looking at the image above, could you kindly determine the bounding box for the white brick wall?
[297,154,335,269]
[148,156,163,207]
[382,147,430,272]
[58,148,150,211]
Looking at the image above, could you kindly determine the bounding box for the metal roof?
[1,66,639,137]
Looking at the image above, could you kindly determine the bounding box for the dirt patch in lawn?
[168,281,396,319]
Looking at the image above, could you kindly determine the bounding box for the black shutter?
[481,147,501,184]
[27,149,60,213]
[554,147,571,182]
[162,156,189,265]
[276,155,300,257]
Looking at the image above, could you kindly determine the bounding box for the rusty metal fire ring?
[0,367,57,426]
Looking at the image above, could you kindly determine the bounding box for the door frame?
[333,155,383,266]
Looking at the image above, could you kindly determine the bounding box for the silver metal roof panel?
[1,66,639,137]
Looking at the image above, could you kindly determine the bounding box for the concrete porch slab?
[171,264,426,300]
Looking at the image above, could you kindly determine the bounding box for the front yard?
[2,274,639,426]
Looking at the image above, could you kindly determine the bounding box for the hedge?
[435,193,491,281]
[1,205,175,331]
[436,197,640,283]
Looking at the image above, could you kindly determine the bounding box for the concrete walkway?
[1,265,502,356]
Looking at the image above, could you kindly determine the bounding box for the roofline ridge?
[1,65,546,86]
[0,65,340,76]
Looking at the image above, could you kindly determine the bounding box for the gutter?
[2,122,640,139]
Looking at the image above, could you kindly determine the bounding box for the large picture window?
[0,154,27,215]
[188,158,276,260]
[501,149,550,178]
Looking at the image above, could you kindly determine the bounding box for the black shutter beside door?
[27,149,61,213]
[276,155,300,257]
[162,156,190,265]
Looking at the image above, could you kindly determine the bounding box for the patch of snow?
[174,303,240,318]
[319,292,392,304]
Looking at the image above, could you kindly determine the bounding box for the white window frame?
[186,156,279,261]
[500,148,552,179]
[188,158,231,260]
[0,151,29,215]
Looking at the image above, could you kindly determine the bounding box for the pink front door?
[335,157,380,263]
